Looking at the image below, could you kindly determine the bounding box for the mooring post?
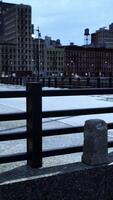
[82,119,108,165]
[27,82,42,168]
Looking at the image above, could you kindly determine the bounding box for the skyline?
[3,0,113,45]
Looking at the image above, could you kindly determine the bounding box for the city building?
[64,45,113,77]
[1,1,113,78]
[33,36,64,77]
[91,23,113,48]
[44,36,61,48]
[0,43,16,76]
[32,38,45,76]
[44,47,64,77]
[0,1,33,76]
[0,1,15,42]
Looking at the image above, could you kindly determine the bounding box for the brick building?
[64,45,113,77]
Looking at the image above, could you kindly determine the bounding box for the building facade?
[64,45,113,77]
[0,1,33,76]
[1,1,113,78]
[91,23,113,48]
[0,1,15,42]
[32,38,45,76]
[0,43,16,76]
[4,3,33,75]
[33,36,64,77]
[44,47,64,77]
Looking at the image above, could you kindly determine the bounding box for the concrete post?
[82,119,108,165]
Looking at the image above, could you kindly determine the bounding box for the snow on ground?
[0,83,113,125]
[43,95,113,127]
[0,83,113,171]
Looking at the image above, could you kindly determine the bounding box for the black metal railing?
[0,76,113,89]
[0,83,113,168]
[41,87,113,164]
[0,90,28,164]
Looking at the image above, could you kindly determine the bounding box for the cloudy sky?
[4,0,113,45]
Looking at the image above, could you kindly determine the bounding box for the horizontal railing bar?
[43,140,113,158]
[0,131,27,141]
[0,137,113,164]
[43,122,113,137]
[108,123,113,129]
[0,90,26,98]
[108,141,113,148]
[0,123,113,142]
[42,88,113,97]
[0,152,28,164]
[43,126,83,136]
[0,112,27,121]
[43,107,113,118]
[0,88,112,98]
[43,145,83,157]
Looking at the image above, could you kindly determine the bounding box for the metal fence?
[0,76,113,88]
[0,83,113,168]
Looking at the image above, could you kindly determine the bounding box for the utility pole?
[36,27,41,79]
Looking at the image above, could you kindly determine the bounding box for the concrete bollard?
[82,119,108,165]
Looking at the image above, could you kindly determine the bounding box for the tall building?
[91,23,113,48]
[0,1,15,42]
[0,1,33,76]
[0,43,16,76]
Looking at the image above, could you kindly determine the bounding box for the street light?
[70,60,74,76]
[36,27,41,79]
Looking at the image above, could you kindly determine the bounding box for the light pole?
[70,60,74,77]
[36,27,41,79]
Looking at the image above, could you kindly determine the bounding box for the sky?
[3,0,113,45]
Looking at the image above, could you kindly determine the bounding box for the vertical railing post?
[86,77,90,87]
[27,82,42,168]
[42,78,45,87]
[77,77,80,87]
[48,77,51,87]
[54,77,57,88]
[69,77,72,88]
[97,77,100,88]
[109,77,112,88]
[61,77,64,88]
